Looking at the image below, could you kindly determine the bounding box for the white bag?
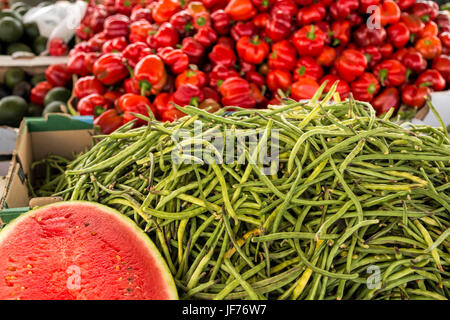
[22,0,88,45]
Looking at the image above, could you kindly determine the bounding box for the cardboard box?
[0,114,94,224]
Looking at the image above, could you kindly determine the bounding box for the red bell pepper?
[432,55,450,83]
[194,26,218,47]
[94,109,123,134]
[157,47,189,74]
[378,0,401,26]
[192,12,212,30]
[271,0,298,18]
[48,38,68,56]
[265,9,292,42]
[170,10,194,36]
[253,12,269,29]
[102,36,128,53]
[74,76,105,99]
[123,78,140,94]
[245,70,265,88]
[104,14,130,39]
[114,0,135,16]
[395,0,415,11]
[415,36,442,60]
[320,75,350,100]
[123,42,152,68]
[331,20,351,47]
[436,11,450,33]
[402,49,427,74]
[351,73,380,102]
[250,83,268,108]
[175,68,207,89]
[153,92,184,122]
[268,40,297,71]
[374,59,407,87]
[420,21,438,38]
[67,52,89,77]
[380,43,394,58]
[152,22,180,49]
[130,7,152,22]
[77,93,112,117]
[211,9,231,35]
[440,32,450,49]
[353,25,387,47]
[294,57,323,82]
[291,77,320,101]
[401,84,431,108]
[296,3,326,26]
[225,0,257,21]
[129,20,154,43]
[219,77,256,108]
[181,37,205,64]
[202,87,220,102]
[387,22,410,48]
[329,0,359,20]
[208,65,240,89]
[30,81,53,106]
[316,46,337,67]
[252,0,274,12]
[411,0,438,23]
[118,93,157,125]
[209,44,237,68]
[267,69,292,93]
[292,25,326,57]
[359,0,380,13]
[45,64,71,87]
[400,13,425,37]
[133,54,167,96]
[173,83,205,107]
[230,22,255,42]
[335,49,367,83]
[360,46,382,69]
[152,0,181,24]
[372,87,400,115]
[416,69,446,91]
[236,36,269,65]
[93,53,129,86]
[77,93,111,118]
[347,12,363,27]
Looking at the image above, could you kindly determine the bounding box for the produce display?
[31,84,450,300]
[0,2,49,56]
[27,0,450,135]
[0,0,449,302]
[0,201,178,300]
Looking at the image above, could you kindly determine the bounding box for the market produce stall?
[0,0,449,301]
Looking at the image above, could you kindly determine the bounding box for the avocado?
[3,67,26,90]
[0,9,22,21]
[6,42,33,55]
[30,73,47,86]
[33,36,48,55]
[26,103,43,117]
[44,87,71,106]
[0,17,24,43]
[24,22,40,40]
[14,6,29,16]
[12,81,32,100]
[0,83,10,99]
[11,2,30,12]
[0,96,28,127]
[43,101,66,116]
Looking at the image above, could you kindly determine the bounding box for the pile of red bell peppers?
[32,0,450,133]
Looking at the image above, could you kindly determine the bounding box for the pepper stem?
[306,25,316,41]
[140,80,152,97]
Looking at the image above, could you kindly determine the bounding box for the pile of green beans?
[35,83,450,300]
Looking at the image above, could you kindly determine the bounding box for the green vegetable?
[44,87,71,106]
[0,95,28,127]
[35,83,450,300]
[0,16,23,43]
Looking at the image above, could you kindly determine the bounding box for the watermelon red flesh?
[0,202,178,300]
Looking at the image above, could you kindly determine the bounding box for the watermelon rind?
[0,201,179,300]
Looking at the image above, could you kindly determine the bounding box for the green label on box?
[25,115,93,132]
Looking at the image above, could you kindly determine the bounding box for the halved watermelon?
[0,201,178,300]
